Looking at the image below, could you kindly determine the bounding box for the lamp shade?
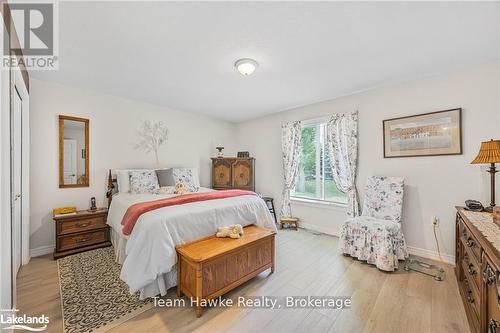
[471,139,500,164]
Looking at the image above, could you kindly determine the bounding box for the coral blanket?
[121,190,257,235]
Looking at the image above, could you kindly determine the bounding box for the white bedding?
[107,187,277,298]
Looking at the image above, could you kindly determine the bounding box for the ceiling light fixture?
[235,58,258,76]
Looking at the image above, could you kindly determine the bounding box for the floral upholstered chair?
[339,176,408,271]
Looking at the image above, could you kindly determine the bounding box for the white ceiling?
[32,1,500,123]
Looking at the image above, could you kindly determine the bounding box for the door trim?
[11,64,29,268]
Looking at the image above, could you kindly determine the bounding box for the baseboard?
[298,223,455,265]
[298,222,339,237]
[407,245,455,265]
[30,244,54,258]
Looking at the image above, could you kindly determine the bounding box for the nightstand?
[53,208,111,259]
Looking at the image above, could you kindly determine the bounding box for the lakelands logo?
[0,309,49,331]
[2,0,59,70]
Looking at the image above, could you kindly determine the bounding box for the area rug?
[57,247,152,333]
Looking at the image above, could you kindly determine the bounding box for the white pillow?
[129,170,160,194]
[116,169,143,193]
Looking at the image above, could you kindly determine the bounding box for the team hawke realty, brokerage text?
[153,296,352,310]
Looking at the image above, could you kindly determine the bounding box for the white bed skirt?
[110,228,177,299]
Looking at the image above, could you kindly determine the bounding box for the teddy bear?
[174,182,188,194]
[216,224,244,239]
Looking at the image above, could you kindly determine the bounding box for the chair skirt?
[339,216,408,271]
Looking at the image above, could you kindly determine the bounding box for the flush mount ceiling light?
[235,58,258,76]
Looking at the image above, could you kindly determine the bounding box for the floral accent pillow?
[129,170,160,194]
[172,168,199,192]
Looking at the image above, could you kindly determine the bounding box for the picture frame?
[383,108,462,158]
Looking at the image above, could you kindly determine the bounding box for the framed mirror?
[59,115,89,188]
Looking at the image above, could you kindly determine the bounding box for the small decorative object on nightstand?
[89,197,97,211]
[53,208,111,259]
[471,139,500,213]
[262,197,277,224]
[280,217,299,230]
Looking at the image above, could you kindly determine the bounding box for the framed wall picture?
[383,108,462,158]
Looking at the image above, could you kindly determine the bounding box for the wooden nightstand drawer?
[58,215,106,235]
[58,229,108,251]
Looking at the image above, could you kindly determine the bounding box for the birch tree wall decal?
[134,120,168,164]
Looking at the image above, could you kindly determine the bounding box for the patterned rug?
[57,247,152,333]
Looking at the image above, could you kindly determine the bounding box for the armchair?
[339,176,408,271]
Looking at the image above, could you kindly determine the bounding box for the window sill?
[290,197,347,212]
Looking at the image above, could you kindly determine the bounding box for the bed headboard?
[106,170,118,206]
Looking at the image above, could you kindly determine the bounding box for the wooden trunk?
[211,157,255,191]
[176,225,275,317]
[455,208,500,333]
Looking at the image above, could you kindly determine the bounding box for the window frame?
[290,120,347,206]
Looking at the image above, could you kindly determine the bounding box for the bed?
[106,170,276,299]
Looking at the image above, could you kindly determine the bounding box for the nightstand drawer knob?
[76,236,91,243]
[75,222,90,228]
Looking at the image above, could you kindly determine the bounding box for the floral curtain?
[280,121,302,218]
[326,111,360,217]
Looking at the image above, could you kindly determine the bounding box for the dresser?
[53,208,111,259]
[455,207,500,333]
[211,157,255,191]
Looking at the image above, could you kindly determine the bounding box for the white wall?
[236,60,500,261]
[29,79,237,252]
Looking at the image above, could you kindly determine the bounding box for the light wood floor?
[17,229,470,333]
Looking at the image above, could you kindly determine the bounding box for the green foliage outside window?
[292,123,346,203]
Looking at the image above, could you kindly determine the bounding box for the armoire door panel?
[232,160,252,187]
[212,159,232,187]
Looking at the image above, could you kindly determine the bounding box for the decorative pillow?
[129,170,160,194]
[116,169,147,193]
[172,168,199,192]
[156,168,174,187]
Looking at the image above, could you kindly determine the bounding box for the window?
[291,122,347,204]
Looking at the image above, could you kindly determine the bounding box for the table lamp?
[471,139,500,212]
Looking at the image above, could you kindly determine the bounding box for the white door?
[63,139,77,184]
[12,87,22,277]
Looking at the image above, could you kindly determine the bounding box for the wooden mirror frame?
[59,115,90,188]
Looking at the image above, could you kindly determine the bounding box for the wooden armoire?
[211,157,255,191]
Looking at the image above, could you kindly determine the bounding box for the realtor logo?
[2,1,58,70]
[0,309,49,331]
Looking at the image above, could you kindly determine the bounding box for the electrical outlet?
[432,216,439,226]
